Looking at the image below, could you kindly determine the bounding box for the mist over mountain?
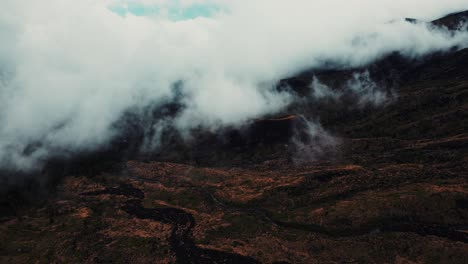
[1,0,468,171]
[1,3,468,263]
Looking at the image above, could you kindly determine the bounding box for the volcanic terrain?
[1,11,468,264]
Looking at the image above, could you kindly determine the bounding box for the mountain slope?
[1,11,468,264]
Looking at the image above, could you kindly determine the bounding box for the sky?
[109,1,221,20]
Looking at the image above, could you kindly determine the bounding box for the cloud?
[292,117,340,164]
[0,0,467,170]
[310,77,341,100]
[346,71,392,107]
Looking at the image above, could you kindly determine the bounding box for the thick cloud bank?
[0,0,468,170]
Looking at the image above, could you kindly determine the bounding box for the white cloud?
[0,0,467,169]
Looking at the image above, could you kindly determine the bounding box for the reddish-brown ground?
[1,11,468,264]
[1,132,467,263]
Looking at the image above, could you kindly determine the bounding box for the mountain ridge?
[1,10,468,264]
